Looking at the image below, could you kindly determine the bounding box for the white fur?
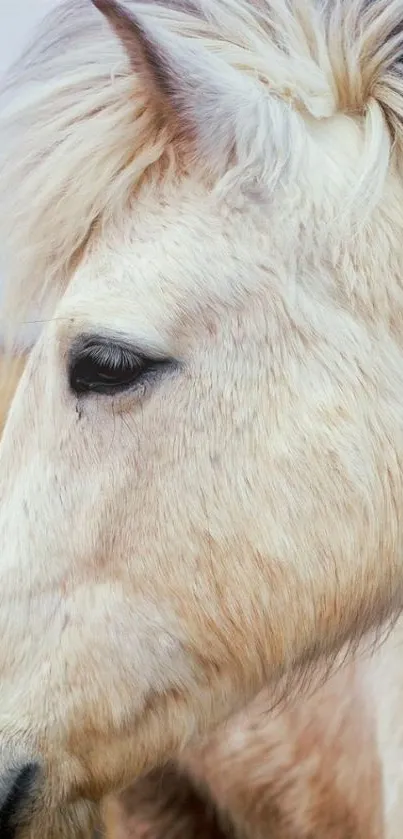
[1,1,403,836]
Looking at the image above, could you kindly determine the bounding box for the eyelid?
[70,328,174,361]
[69,332,164,360]
[68,332,178,397]
[76,342,140,369]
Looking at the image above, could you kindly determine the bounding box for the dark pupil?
[70,345,144,394]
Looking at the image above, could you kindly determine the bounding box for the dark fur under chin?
[103,764,235,839]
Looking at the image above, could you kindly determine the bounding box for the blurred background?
[1,1,60,78]
[1,2,62,346]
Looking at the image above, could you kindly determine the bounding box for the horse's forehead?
[62,192,261,333]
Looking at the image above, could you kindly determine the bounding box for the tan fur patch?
[103,657,384,839]
[0,354,26,434]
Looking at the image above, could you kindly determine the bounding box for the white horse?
[1,0,403,836]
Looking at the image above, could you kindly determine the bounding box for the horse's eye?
[69,336,170,396]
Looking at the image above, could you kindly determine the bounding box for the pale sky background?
[1,1,62,343]
[1,1,60,78]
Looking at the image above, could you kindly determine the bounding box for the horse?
[2,0,403,836]
[0,366,400,839]
[1,363,402,839]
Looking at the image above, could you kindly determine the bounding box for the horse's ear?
[91,0,268,172]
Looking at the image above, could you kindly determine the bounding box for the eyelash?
[68,337,173,397]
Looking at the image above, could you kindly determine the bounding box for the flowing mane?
[1,0,403,340]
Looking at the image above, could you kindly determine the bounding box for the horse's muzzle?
[0,761,40,838]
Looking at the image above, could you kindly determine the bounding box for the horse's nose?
[0,761,40,838]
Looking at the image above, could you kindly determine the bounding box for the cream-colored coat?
[2,361,403,838]
[2,1,403,836]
